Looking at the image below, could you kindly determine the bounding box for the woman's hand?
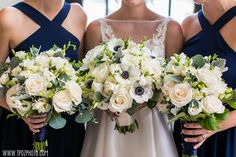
[23,114,47,133]
[182,123,218,149]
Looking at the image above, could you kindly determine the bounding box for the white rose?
[109,87,132,113]
[0,73,9,85]
[202,81,227,97]
[196,67,219,87]
[11,66,22,77]
[20,59,34,68]
[32,99,51,113]
[65,81,82,105]
[25,74,47,96]
[53,90,73,113]
[169,83,192,108]
[141,59,162,79]
[116,112,134,126]
[51,57,68,70]
[202,95,225,114]
[188,101,203,116]
[91,63,110,83]
[15,51,27,60]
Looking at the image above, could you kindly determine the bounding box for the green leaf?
[127,101,138,115]
[58,72,70,81]
[48,113,66,129]
[147,100,156,109]
[171,75,184,83]
[95,92,103,102]
[75,110,94,123]
[169,112,192,122]
[199,115,220,130]
[215,109,229,121]
[232,89,236,102]
[225,100,236,109]
[10,57,21,69]
[191,54,205,68]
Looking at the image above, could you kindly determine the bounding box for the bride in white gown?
[81,1,183,157]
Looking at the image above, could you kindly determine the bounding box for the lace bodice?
[99,18,170,58]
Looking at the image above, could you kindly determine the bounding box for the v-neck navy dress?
[0,2,85,157]
[174,7,236,157]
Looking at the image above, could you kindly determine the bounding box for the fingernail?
[194,146,197,149]
[184,124,187,127]
[182,130,185,134]
[184,138,188,142]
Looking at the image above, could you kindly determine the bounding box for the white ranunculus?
[15,51,27,60]
[169,83,192,108]
[196,67,219,87]
[141,59,162,79]
[92,81,104,93]
[19,70,34,78]
[188,101,203,116]
[202,95,225,114]
[116,112,134,126]
[65,81,82,105]
[11,66,22,77]
[53,90,73,113]
[109,86,132,113]
[25,74,47,96]
[35,55,50,67]
[20,59,34,68]
[51,57,68,70]
[91,63,110,83]
[103,77,116,96]
[0,73,9,85]
[32,99,51,113]
[16,100,31,117]
[130,77,153,104]
[107,38,124,52]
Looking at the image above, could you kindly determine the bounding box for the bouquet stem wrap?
[33,125,48,150]
[181,122,198,157]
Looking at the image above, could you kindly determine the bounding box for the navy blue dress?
[174,7,236,157]
[0,2,85,157]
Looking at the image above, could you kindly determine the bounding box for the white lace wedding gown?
[80,18,178,157]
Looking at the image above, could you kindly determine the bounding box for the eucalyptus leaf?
[212,58,226,69]
[95,92,103,102]
[75,110,94,123]
[171,75,184,83]
[48,113,66,129]
[191,54,205,68]
[10,57,21,69]
[127,101,138,115]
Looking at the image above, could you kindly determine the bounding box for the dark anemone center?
[121,71,129,79]
[86,80,93,89]
[135,86,144,96]
[114,45,122,52]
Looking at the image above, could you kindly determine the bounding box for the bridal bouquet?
[79,38,164,134]
[158,53,236,157]
[0,45,82,150]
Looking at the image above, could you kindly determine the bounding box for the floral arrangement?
[158,53,236,157]
[0,45,83,150]
[78,38,164,134]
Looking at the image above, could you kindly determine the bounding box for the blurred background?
[0,0,200,23]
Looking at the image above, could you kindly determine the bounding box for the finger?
[30,123,45,130]
[30,114,47,118]
[184,123,202,129]
[194,140,205,149]
[184,135,205,143]
[182,129,208,136]
[30,117,47,124]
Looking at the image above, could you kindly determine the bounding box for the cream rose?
[109,87,132,113]
[202,95,225,114]
[53,90,73,113]
[169,83,192,108]
[25,74,47,96]
[65,81,82,105]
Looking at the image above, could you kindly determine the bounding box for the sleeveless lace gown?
[80,18,178,157]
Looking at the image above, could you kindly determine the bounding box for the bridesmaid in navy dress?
[0,0,87,156]
[174,0,236,156]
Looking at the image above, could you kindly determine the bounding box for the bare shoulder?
[70,3,87,19]
[87,20,101,34]
[181,14,200,41]
[0,7,21,30]
[166,18,183,37]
